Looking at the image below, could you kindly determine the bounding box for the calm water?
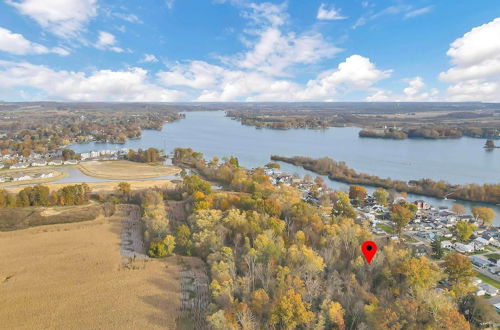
[69,111,500,222]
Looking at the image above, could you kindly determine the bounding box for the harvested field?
[0,205,182,329]
[78,160,180,180]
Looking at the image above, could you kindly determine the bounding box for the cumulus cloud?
[157,55,389,101]
[95,31,123,52]
[0,61,182,102]
[366,76,438,101]
[440,17,500,101]
[317,4,347,21]
[6,0,98,38]
[0,27,69,55]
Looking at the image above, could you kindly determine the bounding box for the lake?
[69,111,500,222]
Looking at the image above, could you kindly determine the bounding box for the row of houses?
[0,171,55,183]
[8,159,78,169]
[80,149,127,160]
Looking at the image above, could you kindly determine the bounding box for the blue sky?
[0,0,499,102]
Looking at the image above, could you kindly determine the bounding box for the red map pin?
[361,241,377,264]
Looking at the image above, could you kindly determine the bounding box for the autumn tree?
[349,185,367,205]
[444,253,475,299]
[117,182,131,201]
[452,204,466,216]
[471,207,496,226]
[373,188,389,206]
[431,236,444,259]
[455,221,476,242]
[331,192,356,219]
[390,204,414,236]
[270,289,314,329]
[175,225,192,255]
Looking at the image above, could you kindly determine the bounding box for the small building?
[64,160,78,165]
[441,240,453,249]
[470,256,491,268]
[479,283,498,296]
[454,242,474,253]
[411,244,428,257]
[11,173,32,181]
[31,161,47,167]
[48,160,63,166]
[474,237,489,246]
[9,163,29,169]
[0,177,7,183]
[414,200,430,210]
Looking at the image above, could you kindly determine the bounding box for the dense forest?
[129,148,500,328]
[271,155,500,204]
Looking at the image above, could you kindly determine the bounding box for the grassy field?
[476,273,500,290]
[485,253,500,260]
[0,203,102,231]
[377,223,394,234]
[0,206,182,329]
[78,160,180,180]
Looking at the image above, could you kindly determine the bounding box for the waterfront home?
[470,256,491,268]
[454,242,474,253]
[479,283,499,296]
[48,160,63,166]
[90,151,100,158]
[80,153,90,160]
[0,177,7,183]
[9,163,29,169]
[441,241,453,249]
[414,200,431,210]
[31,161,47,167]
[33,172,54,179]
[11,173,32,181]
[64,160,78,165]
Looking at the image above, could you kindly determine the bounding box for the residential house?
[0,177,7,183]
[11,173,32,181]
[411,244,428,257]
[454,242,474,253]
[414,200,430,210]
[48,160,63,166]
[441,241,453,249]
[9,163,29,169]
[470,256,491,268]
[31,161,47,167]
[479,283,499,296]
[64,160,78,165]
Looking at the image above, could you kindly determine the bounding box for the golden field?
[78,160,180,180]
[0,206,181,329]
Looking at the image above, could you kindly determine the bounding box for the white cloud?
[0,27,69,56]
[296,55,391,100]
[141,54,159,63]
[317,4,347,21]
[158,55,390,101]
[366,76,439,101]
[166,0,175,9]
[6,0,98,38]
[95,31,124,52]
[440,18,500,101]
[404,6,433,19]
[0,61,183,102]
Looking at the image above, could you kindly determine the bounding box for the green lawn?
[485,253,500,260]
[377,224,394,234]
[476,273,500,290]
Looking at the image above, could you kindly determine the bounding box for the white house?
[80,153,90,160]
[11,174,32,181]
[9,163,29,169]
[474,237,489,246]
[0,177,7,183]
[479,283,498,296]
[48,160,63,166]
[441,241,453,249]
[31,161,47,167]
[64,160,78,165]
[454,242,474,253]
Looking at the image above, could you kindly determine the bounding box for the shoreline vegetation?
[225,109,500,140]
[270,155,500,205]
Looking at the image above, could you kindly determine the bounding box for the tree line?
[0,184,90,208]
[126,148,162,163]
[271,155,500,204]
